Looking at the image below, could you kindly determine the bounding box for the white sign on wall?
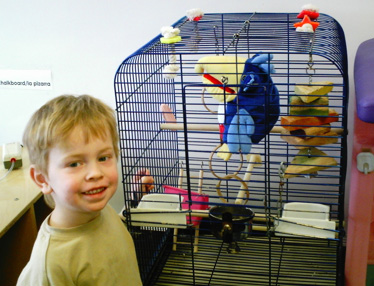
[0,69,52,90]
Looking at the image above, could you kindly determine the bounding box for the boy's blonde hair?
[23,94,119,175]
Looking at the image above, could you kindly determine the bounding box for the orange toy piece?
[132,169,155,202]
[160,104,177,123]
[281,109,339,131]
[294,15,319,32]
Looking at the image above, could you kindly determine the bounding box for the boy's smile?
[82,187,106,195]
[34,127,118,228]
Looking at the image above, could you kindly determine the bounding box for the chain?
[214,25,219,55]
[306,53,315,84]
[306,32,317,84]
[277,162,286,219]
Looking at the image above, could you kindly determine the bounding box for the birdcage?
[114,12,348,286]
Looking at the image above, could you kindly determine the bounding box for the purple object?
[354,38,374,123]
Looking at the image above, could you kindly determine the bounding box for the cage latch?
[357,152,374,174]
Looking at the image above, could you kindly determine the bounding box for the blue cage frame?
[114,12,348,286]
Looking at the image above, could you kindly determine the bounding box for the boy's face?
[34,127,118,227]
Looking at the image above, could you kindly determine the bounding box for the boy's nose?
[86,163,104,180]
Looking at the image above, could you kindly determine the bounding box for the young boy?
[17,95,142,285]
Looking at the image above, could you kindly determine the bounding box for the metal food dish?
[209,205,255,243]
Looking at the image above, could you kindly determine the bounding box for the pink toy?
[164,181,209,253]
[163,185,209,226]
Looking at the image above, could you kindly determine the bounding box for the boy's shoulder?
[17,224,51,285]
[46,205,126,242]
[47,205,140,285]
[19,205,140,285]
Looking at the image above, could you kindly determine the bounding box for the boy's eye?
[69,162,81,168]
[99,156,109,162]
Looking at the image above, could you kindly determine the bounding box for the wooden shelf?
[0,148,51,286]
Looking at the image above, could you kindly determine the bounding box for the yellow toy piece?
[160,36,182,44]
[195,55,247,103]
[217,143,232,161]
[289,95,329,116]
[284,147,337,178]
[294,81,333,103]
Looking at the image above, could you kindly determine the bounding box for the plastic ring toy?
[209,144,244,179]
[216,174,249,204]
[201,87,217,114]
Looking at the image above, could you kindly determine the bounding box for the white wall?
[0,0,371,212]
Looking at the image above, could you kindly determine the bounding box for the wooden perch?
[161,123,284,133]
[160,123,343,135]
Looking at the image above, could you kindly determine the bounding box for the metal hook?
[308,53,313,65]
[307,147,312,158]
[221,76,228,85]
[306,34,316,84]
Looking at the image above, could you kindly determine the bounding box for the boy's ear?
[30,165,53,194]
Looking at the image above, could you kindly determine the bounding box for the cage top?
[129,12,347,74]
